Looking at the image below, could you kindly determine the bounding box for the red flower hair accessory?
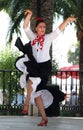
[36,17,44,21]
[35,17,45,27]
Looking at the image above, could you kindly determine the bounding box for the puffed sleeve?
[46,27,61,42]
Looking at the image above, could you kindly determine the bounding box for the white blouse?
[24,27,61,63]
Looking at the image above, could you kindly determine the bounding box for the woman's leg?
[22,77,41,113]
[22,79,33,112]
[35,95,48,125]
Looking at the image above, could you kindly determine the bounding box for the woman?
[21,9,76,126]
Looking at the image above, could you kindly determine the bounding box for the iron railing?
[0,69,82,116]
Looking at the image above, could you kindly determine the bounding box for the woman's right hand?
[24,9,32,16]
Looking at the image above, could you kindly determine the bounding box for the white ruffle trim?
[30,90,53,108]
[16,54,29,73]
[20,74,27,88]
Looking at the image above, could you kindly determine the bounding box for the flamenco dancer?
[15,9,76,126]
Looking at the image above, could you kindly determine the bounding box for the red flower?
[36,17,44,21]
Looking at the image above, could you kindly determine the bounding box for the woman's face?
[35,22,46,36]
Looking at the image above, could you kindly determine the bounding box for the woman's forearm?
[59,16,76,31]
[23,10,32,29]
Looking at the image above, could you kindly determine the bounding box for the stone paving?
[0,116,83,130]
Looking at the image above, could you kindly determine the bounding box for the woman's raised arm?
[23,9,33,29]
[59,16,76,31]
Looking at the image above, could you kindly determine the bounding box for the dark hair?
[35,17,46,27]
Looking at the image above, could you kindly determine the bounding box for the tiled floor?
[0,116,83,130]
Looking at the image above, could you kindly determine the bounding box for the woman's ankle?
[23,104,29,110]
[41,117,48,122]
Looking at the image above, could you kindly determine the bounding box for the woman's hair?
[35,17,46,27]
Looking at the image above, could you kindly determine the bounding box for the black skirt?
[24,60,52,78]
[24,60,52,91]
